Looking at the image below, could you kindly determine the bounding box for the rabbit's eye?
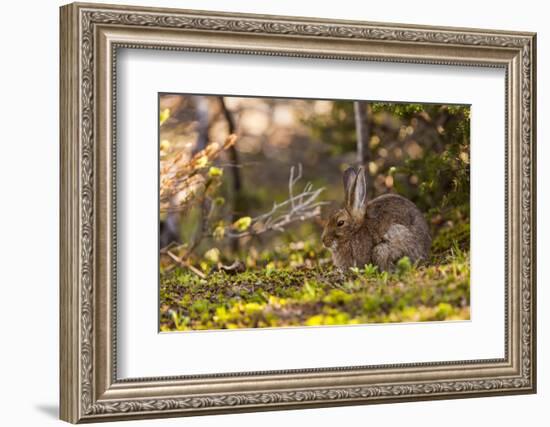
[337,219,345,227]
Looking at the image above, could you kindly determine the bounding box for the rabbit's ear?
[343,167,357,207]
[349,166,367,222]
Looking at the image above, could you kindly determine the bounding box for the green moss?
[431,219,470,263]
[160,252,470,331]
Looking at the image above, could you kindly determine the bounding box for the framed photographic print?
[60,2,537,423]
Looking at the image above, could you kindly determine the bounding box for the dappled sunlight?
[158,94,470,331]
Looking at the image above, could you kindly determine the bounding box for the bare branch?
[225,164,326,239]
[161,164,327,259]
[288,163,303,210]
[165,250,206,279]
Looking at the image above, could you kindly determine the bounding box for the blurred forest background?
[159,94,470,331]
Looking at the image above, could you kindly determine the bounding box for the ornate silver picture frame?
[60,2,536,423]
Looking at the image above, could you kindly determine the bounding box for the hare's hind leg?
[372,224,424,271]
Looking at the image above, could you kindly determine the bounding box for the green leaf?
[195,155,208,168]
[213,225,225,241]
[204,248,220,263]
[159,108,170,126]
[396,256,412,276]
[233,216,252,232]
[208,166,223,177]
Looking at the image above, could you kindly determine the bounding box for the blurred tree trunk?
[354,101,374,196]
[219,97,242,253]
[194,96,210,154]
[354,101,370,165]
[159,213,180,249]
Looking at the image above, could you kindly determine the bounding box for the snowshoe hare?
[322,166,431,271]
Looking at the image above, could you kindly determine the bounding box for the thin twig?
[166,250,206,279]
[161,164,327,258]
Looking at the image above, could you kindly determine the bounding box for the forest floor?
[159,248,470,331]
[160,205,471,331]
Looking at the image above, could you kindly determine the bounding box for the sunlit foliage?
[160,248,469,331]
[158,95,471,331]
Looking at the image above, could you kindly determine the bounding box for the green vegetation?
[305,102,470,212]
[159,96,471,331]
[160,249,469,331]
[160,204,470,331]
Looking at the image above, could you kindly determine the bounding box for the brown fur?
[322,167,431,271]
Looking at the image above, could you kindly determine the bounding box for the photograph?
[57,3,536,421]
[158,94,471,332]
